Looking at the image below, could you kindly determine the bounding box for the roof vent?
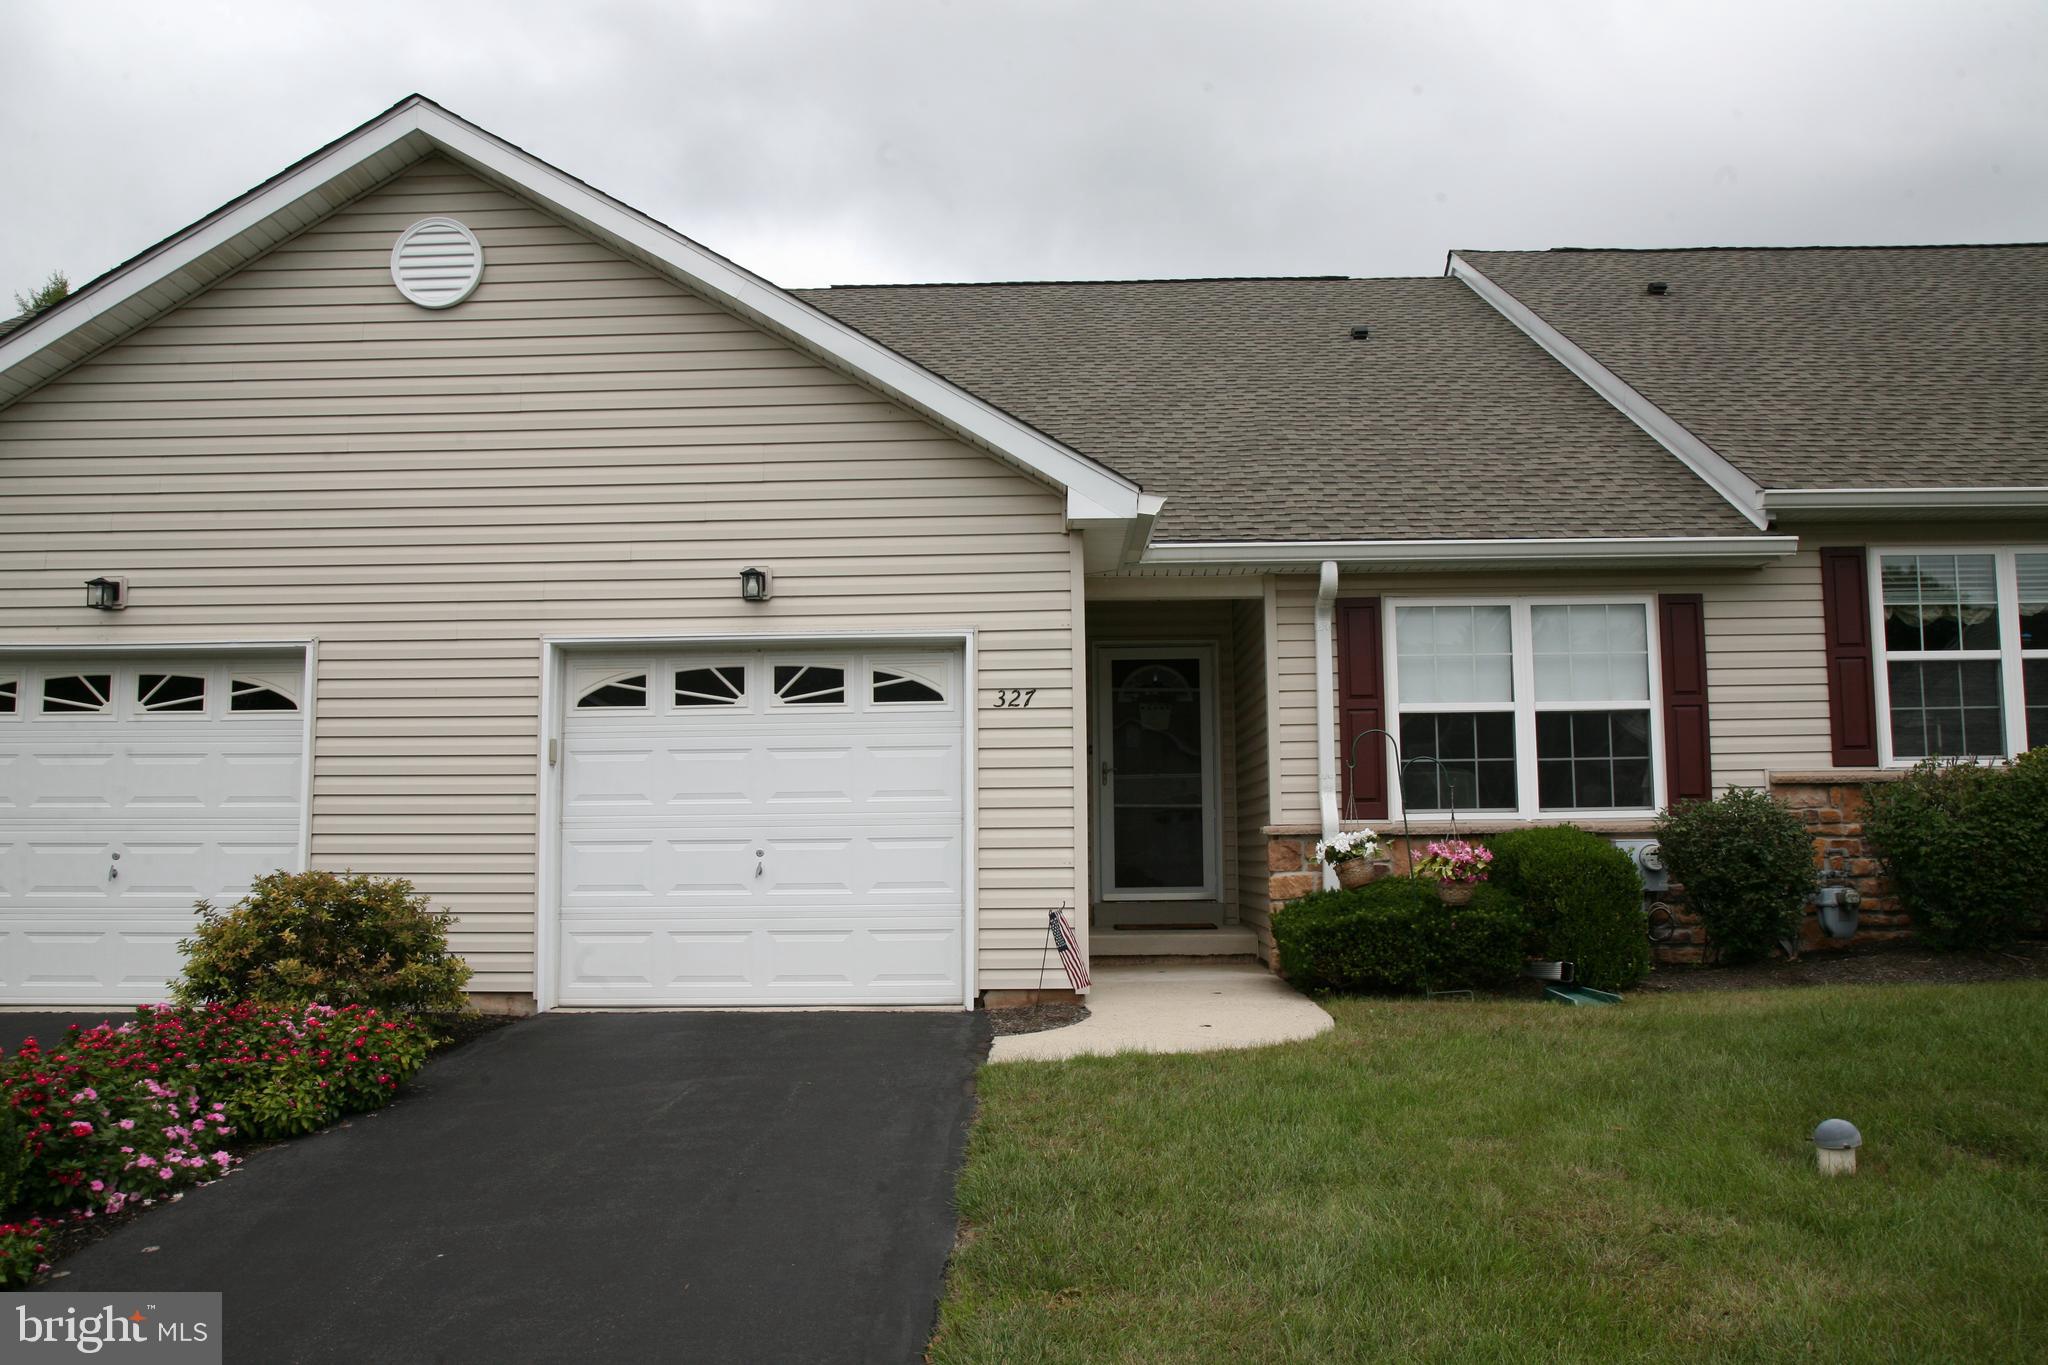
[1350,325,1371,340]
[390,217,486,309]
[1645,281,1670,296]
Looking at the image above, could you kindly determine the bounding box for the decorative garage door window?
[43,673,113,713]
[872,667,944,704]
[773,664,846,706]
[674,665,746,707]
[139,673,207,713]
[576,673,649,709]
[229,678,300,713]
[1390,598,1658,817]
[0,678,15,714]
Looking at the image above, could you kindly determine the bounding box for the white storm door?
[0,654,307,1006]
[1093,645,1220,901]
[557,648,966,1006]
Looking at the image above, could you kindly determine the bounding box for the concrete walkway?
[989,960,1332,1062]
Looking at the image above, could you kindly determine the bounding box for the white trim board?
[1446,253,1769,531]
[1140,535,1796,570]
[1766,488,2048,518]
[0,96,1147,537]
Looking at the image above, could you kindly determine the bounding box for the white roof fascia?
[1140,534,1799,570]
[0,98,1144,526]
[1447,253,1770,531]
[1764,487,2048,516]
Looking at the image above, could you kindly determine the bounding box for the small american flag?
[1048,908,1091,991]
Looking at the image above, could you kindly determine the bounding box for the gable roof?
[0,95,1147,545]
[797,275,1767,546]
[1454,246,2048,514]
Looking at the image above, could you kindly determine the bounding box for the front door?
[1093,646,1220,904]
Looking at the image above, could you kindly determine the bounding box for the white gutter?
[1140,535,1797,569]
[1446,254,1770,531]
[1313,560,1340,891]
[1764,487,2048,515]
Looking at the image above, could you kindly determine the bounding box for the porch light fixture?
[84,576,127,611]
[739,567,773,602]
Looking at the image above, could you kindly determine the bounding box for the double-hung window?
[1390,598,1660,818]
[1873,548,2048,761]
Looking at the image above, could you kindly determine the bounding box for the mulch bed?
[986,1003,1091,1036]
[1635,939,2048,993]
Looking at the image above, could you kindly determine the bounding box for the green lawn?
[934,983,2048,1363]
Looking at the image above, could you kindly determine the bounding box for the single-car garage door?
[557,646,967,1006]
[0,653,306,1006]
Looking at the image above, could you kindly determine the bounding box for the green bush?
[1862,755,2048,949]
[176,870,471,1013]
[1655,789,1816,962]
[1487,826,1649,990]
[1273,876,1528,994]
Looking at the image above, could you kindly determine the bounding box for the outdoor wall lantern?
[739,567,773,603]
[84,576,128,611]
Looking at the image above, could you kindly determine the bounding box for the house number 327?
[990,688,1038,708]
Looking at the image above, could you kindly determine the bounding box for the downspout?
[1313,560,1340,890]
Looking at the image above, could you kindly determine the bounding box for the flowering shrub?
[0,1032,233,1215]
[0,1217,55,1289]
[1315,829,1383,866]
[1413,839,1494,886]
[0,1002,433,1244]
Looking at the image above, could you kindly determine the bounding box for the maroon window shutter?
[1337,597,1389,819]
[1819,547,1880,766]
[1657,594,1713,805]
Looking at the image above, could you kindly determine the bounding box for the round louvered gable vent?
[390,217,485,309]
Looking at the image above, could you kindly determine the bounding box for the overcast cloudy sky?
[4,0,2045,297]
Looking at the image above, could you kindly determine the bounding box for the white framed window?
[1871,547,2048,762]
[1386,596,1663,818]
[574,671,648,710]
[0,676,16,716]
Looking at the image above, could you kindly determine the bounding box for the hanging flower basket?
[1315,830,1384,892]
[1337,859,1375,890]
[1413,839,1493,907]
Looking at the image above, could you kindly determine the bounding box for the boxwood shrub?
[176,870,471,1014]
[1487,826,1649,991]
[1273,875,1528,994]
[1655,788,1816,961]
[1862,753,2048,949]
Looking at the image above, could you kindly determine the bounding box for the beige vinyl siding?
[1270,553,1834,822]
[1084,599,1239,918]
[1231,596,1273,939]
[0,155,1083,996]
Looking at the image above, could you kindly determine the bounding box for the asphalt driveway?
[53,1010,992,1364]
[0,1012,119,1055]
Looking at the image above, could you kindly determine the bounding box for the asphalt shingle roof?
[796,276,1758,543]
[1458,245,2048,491]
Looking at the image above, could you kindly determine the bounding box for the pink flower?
[88,1180,104,1193]
[68,1121,93,1137]
[117,1119,135,1131]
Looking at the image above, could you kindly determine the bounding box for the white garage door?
[558,647,967,1006]
[0,653,306,1006]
